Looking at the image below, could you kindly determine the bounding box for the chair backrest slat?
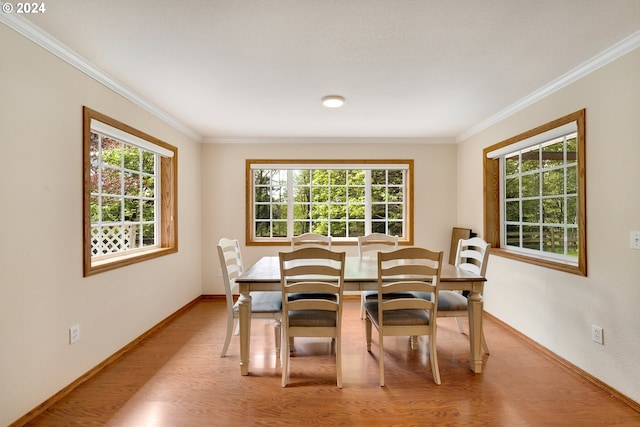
[358,233,398,258]
[285,264,342,277]
[380,280,435,295]
[291,233,332,249]
[382,297,433,311]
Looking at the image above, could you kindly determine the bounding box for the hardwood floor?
[22,298,640,426]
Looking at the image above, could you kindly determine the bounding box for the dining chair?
[357,233,400,319]
[413,236,491,354]
[364,247,444,386]
[289,233,335,349]
[279,247,346,388]
[217,238,282,358]
[291,232,332,249]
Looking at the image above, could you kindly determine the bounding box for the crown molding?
[1,10,202,142]
[457,29,640,143]
[202,137,455,144]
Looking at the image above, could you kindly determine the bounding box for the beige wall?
[200,142,458,294]
[0,25,203,425]
[456,48,640,403]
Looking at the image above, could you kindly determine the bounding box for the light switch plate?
[631,231,640,249]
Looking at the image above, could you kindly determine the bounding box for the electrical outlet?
[69,324,80,344]
[591,325,603,345]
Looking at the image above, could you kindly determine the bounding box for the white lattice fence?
[91,225,137,256]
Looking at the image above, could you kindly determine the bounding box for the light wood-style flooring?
[23,298,640,426]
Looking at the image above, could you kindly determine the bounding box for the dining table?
[235,255,487,376]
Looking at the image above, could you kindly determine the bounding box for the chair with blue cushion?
[358,233,401,319]
[218,238,282,358]
[279,247,346,388]
[413,236,490,354]
[364,247,444,386]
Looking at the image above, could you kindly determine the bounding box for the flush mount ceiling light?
[322,95,345,108]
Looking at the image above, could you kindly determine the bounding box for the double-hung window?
[483,110,586,275]
[83,107,178,276]
[246,160,413,245]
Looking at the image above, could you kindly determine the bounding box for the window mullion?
[287,170,294,239]
[518,151,523,249]
[119,143,126,246]
[327,170,332,236]
[153,153,159,246]
[538,146,543,252]
[365,170,372,235]
[563,136,568,256]
[402,169,407,236]
[97,135,104,254]
[500,158,506,248]
[137,150,143,249]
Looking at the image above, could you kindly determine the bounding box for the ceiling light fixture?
[322,95,345,108]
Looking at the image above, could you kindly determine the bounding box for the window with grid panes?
[247,160,413,245]
[503,133,578,258]
[483,110,586,275]
[83,107,177,276]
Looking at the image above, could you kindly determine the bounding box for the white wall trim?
[456,30,640,143]
[1,10,203,142]
[202,137,455,144]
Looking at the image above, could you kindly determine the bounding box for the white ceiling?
[14,0,640,141]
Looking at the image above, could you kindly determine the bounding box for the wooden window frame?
[246,159,414,246]
[82,107,178,277]
[483,109,587,276]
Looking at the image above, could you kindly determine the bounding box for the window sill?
[84,247,177,277]
[490,247,586,276]
[247,238,413,246]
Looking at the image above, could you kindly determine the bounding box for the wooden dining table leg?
[238,284,252,376]
[467,281,484,373]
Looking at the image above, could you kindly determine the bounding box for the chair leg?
[220,315,235,357]
[410,336,418,349]
[336,335,342,389]
[454,317,465,333]
[360,293,366,319]
[281,332,289,387]
[429,335,441,385]
[274,319,282,355]
[378,331,385,387]
[365,317,372,352]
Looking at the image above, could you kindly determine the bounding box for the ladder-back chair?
[364,247,444,386]
[218,238,282,357]
[279,247,346,388]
